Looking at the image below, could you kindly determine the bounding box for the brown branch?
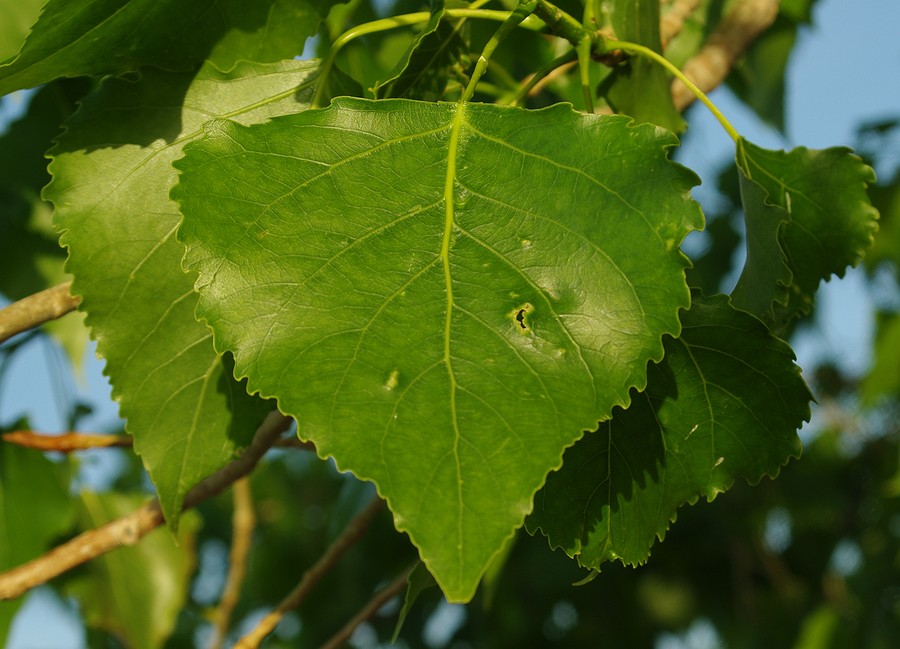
[0,282,80,345]
[318,566,414,649]
[234,497,386,649]
[208,477,256,649]
[671,0,779,111]
[0,410,292,601]
[2,430,315,453]
[2,431,132,451]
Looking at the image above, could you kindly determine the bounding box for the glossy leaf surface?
[175,97,703,600]
[45,61,323,525]
[528,294,810,568]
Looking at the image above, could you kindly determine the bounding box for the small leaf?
[392,562,438,643]
[731,138,878,328]
[375,0,469,101]
[45,61,323,526]
[175,97,702,600]
[66,492,199,649]
[527,294,810,568]
[0,0,334,95]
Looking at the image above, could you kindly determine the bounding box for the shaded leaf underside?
[528,294,810,568]
[0,0,332,95]
[175,97,703,600]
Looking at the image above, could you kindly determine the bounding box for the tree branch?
[0,282,80,345]
[0,410,292,601]
[318,566,414,649]
[2,430,315,453]
[208,477,256,649]
[234,497,386,649]
[671,0,779,110]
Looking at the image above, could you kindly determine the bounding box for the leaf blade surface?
[45,60,323,525]
[527,294,810,568]
[176,98,703,600]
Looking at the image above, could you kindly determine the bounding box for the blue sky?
[2,0,899,645]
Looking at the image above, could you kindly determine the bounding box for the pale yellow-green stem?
[603,38,741,142]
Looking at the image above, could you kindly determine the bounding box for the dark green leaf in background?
[600,0,685,131]
[527,294,810,569]
[0,441,74,643]
[175,97,703,600]
[66,492,199,649]
[374,0,469,101]
[0,78,91,365]
[731,139,878,328]
[44,61,326,527]
[0,0,336,96]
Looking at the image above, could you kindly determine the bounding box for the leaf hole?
[511,303,534,335]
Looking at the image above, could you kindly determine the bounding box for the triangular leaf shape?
[174,97,703,600]
[527,294,810,568]
[0,0,334,95]
[731,138,878,328]
[45,60,323,526]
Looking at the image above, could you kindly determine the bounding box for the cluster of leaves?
[0,0,892,646]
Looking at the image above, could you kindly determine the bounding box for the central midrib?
[442,101,466,582]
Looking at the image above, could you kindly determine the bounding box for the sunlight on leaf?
[175,97,703,600]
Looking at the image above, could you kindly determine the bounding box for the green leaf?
[0,0,44,64]
[66,492,199,649]
[45,60,324,526]
[174,97,702,601]
[862,312,900,405]
[527,294,809,568]
[0,441,74,641]
[392,562,437,643]
[0,0,334,96]
[374,1,469,101]
[601,0,685,131]
[730,138,879,328]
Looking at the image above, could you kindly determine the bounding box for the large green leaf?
[44,61,325,526]
[174,97,703,600]
[731,139,878,328]
[66,492,199,649]
[0,0,334,96]
[527,294,809,568]
[0,440,74,642]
